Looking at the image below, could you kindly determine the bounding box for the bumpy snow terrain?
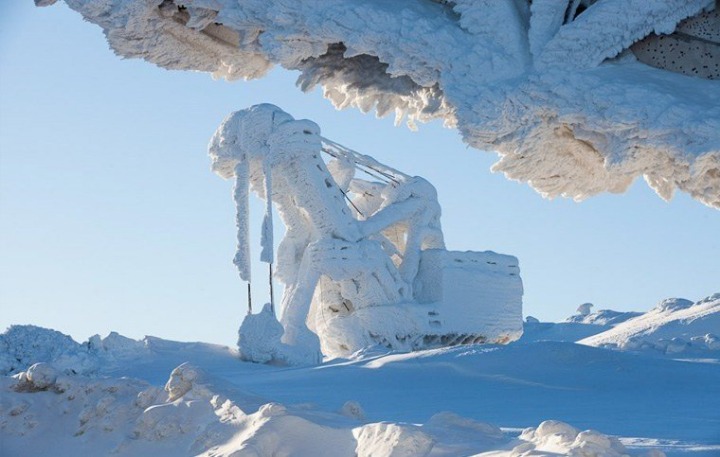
[35,0,720,208]
[2,294,719,457]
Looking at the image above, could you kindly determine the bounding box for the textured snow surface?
[40,0,720,208]
[2,324,719,456]
[580,293,720,354]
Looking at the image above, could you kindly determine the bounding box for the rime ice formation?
[209,104,523,364]
[37,0,720,208]
[576,303,593,316]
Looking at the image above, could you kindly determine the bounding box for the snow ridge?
[580,293,720,354]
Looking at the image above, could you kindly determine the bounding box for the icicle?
[233,159,251,282]
[260,158,274,264]
[269,263,275,315]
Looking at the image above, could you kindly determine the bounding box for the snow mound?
[0,325,236,379]
[518,420,630,457]
[236,303,292,365]
[12,363,59,392]
[1,363,240,455]
[0,325,95,375]
[40,0,720,208]
[579,293,720,354]
[654,298,694,313]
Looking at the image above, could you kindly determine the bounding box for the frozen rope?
[269,263,275,315]
[321,147,393,184]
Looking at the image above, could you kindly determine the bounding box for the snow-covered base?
[2,320,719,456]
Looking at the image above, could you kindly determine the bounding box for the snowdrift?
[36,0,720,208]
[580,293,720,355]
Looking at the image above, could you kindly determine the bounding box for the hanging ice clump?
[209,104,523,365]
[38,0,720,209]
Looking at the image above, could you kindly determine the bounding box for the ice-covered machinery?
[209,104,522,364]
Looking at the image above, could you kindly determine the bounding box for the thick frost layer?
[209,104,522,364]
[41,0,720,208]
[580,293,720,354]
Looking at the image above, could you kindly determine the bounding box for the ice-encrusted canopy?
[38,0,720,208]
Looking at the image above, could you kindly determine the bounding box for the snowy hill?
[579,294,720,355]
[2,324,719,456]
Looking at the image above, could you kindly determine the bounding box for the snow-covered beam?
[37,0,720,209]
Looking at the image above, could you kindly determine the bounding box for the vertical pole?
[269,263,275,316]
[247,282,252,314]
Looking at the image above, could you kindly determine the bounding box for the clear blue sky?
[1,2,718,347]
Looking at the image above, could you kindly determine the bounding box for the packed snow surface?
[2,301,719,457]
[38,0,720,208]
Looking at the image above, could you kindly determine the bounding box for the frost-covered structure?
[210,104,522,364]
[37,0,720,209]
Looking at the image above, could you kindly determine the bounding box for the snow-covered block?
[414,249,523,343]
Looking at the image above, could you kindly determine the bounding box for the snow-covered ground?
[2,294,719,456]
